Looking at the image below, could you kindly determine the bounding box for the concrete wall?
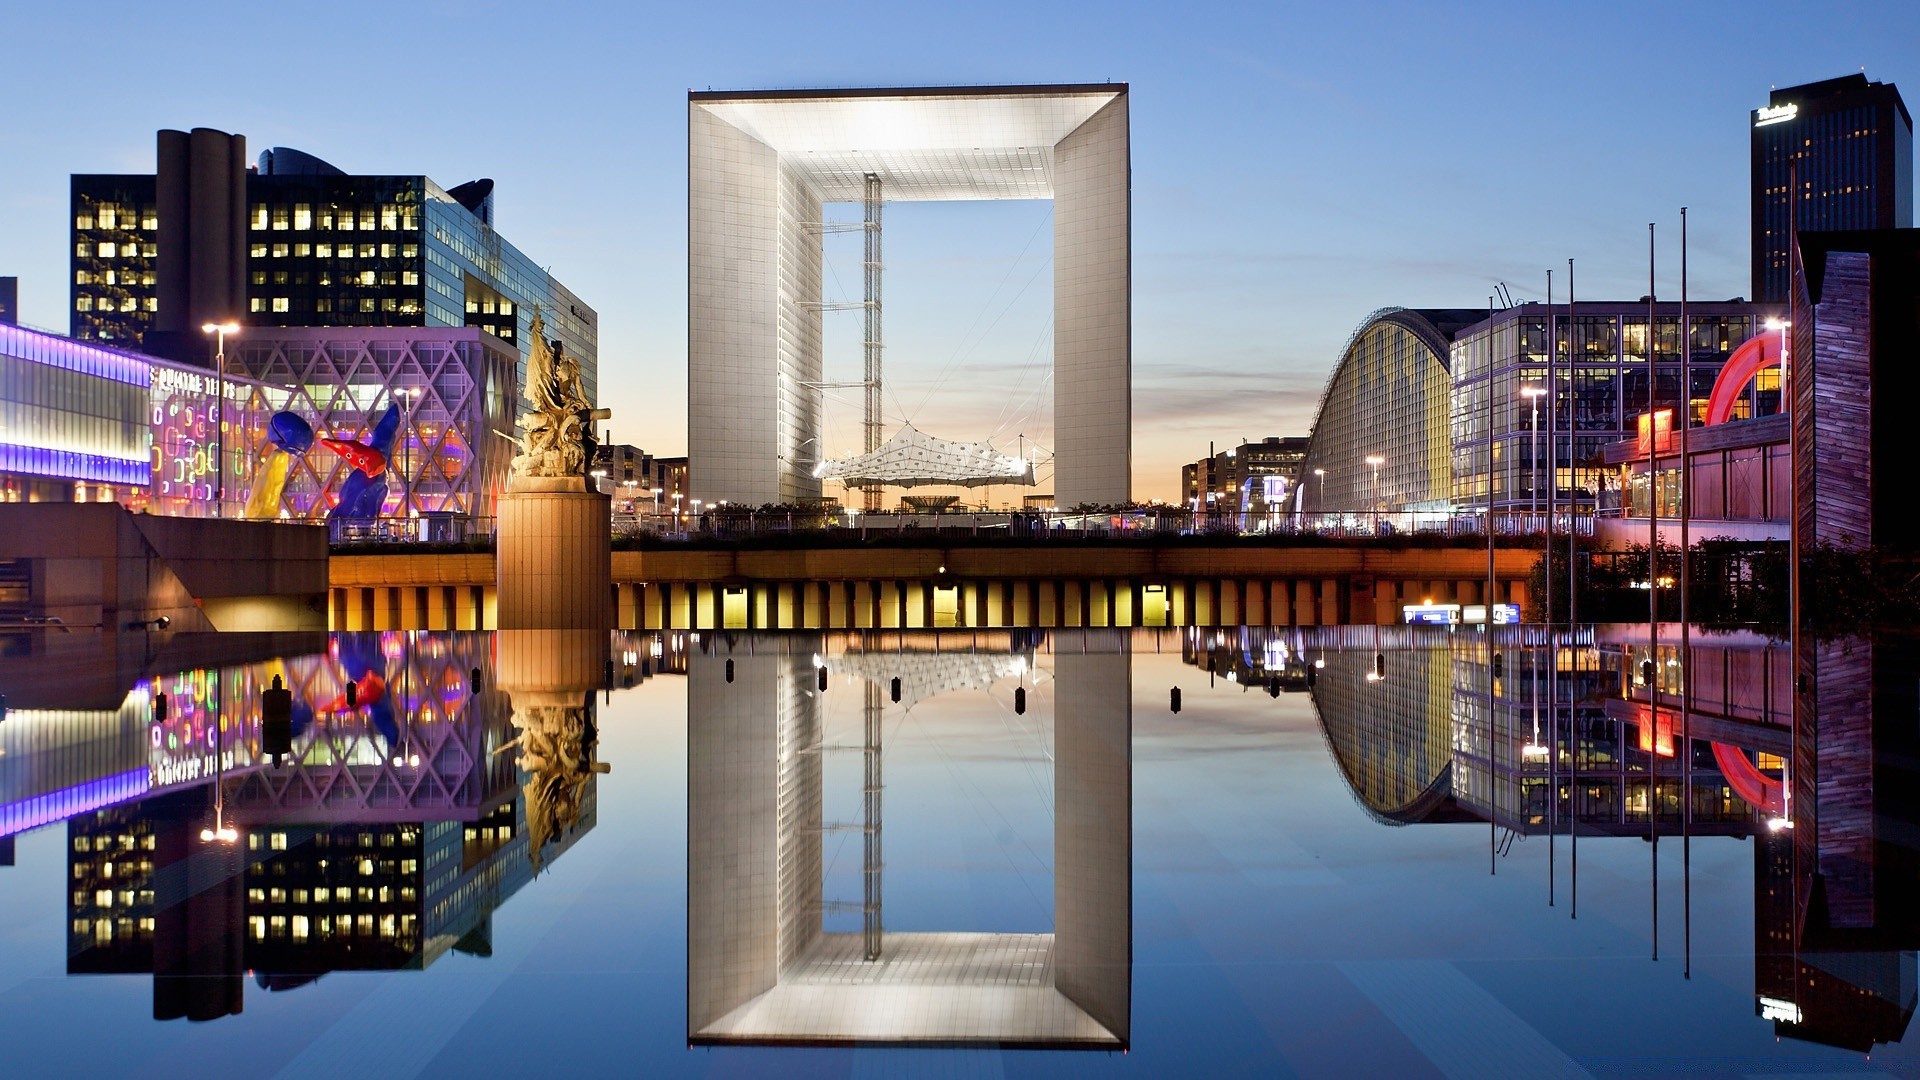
[1052,95,1132,507]
[1052,634,1131,1041]
[0,504,325,632]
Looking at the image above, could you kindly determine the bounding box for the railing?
[617,508,1595,542]
[323,508,1597,547]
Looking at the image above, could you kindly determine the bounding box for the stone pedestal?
[497,476,611,630]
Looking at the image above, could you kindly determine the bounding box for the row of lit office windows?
[75,269,155,287]
[250,913,416,941]
[252,204,422,232]
[249,242,421,260]
[250,297,425,315]
[76,917,155,943]
[76,888,155,909]
[250,270,421,287]
[72,858,153,879]
[73,833,153,853]
[74,205,157,231]
[248,882,419,904]
[76,241,157,259]
[75,296,155,312]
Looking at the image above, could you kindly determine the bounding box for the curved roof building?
[1298,308,1482,515]
[1310,642,1463,825]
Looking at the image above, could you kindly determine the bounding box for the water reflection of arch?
[688,629,1130,1048]
[1309,633,1468,825]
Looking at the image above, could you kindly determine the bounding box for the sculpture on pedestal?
[512,307,610,483]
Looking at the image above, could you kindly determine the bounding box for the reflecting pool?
[0,625,1916,1076]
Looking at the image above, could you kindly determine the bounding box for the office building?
[1449,300,1775,517]
[1751,74,1912,303]
[1179,436,1308,514]
[71,129,598,405]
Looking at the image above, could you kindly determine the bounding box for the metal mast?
[863,174,884,512]
[863,679,884,959]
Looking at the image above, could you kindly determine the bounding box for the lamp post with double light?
[201,322,240,517]
[1364,455,1384,533]
[395,386,422,521]
[1521,385,1547,529]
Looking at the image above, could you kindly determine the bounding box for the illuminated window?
[358,270,376,286]
[271,244,289,258]
[95,889,113,908]
[251,205,268,230]
[402,271,419,286]
[381,206,399,230]
[75,213,95,230]
[316,299,334,313]
[271,206,289,231]
[338,212,354,232]
[119,297,138,313]
[141,243,157,257]
[271,298,289,313]
[293,204,312,230]
[402,244,418,258]
[317,243,333,257]
[359,208,376,230]
[360,299,376,312]
[250,243,268,257]
[292,916,310,941]
[314,887,330,902]
[248,888,265,902]
[380,298,398,312]
[75,296,92,312]
[250,298,266,313]
[359,243,375,258]
[293,244,311,257]
[250,271,267,285]
[97,242,116,257]
[141,212,157,229]
[142,298,156,312]
[98,204,118,228]
[269,887,286,902]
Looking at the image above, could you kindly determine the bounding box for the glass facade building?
[1449,301,1776,516]
[1298,308,1484,516]
[71,147,597,407]
[0,322,154,502]
[1,320,512,524]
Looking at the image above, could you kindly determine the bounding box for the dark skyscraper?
[1751,73,1912,303]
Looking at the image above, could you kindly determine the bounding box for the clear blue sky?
[2,0,1915,499]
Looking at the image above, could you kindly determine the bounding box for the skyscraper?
[1751,73,1912,303]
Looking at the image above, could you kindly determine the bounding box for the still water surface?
[0,626,1913,1077]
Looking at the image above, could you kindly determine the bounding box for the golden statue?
[513,306,610,482]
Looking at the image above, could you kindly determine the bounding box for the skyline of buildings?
[1,65,1913,516]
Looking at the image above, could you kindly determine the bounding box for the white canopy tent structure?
[813,424,1037,491]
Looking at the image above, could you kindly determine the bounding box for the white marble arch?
[688,85,1131,509]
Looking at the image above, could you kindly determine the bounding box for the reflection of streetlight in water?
[200,670,238,843]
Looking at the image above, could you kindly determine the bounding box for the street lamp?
[1364,455,1385,533]
[1520,385,1547,527]
[201,322,240,517]
[394,386,422,520]
[672,492,683,524]
[651,486,664,517]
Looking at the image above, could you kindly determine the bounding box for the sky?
[2,0,1917,502]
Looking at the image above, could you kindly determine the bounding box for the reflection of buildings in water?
[610,629,689,685]
[688,630,1130,1047]
[58,630,598,1021]
[1751,635,1920,1052]
[1303,623,1920,1051]
[1289,625,1757,836]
